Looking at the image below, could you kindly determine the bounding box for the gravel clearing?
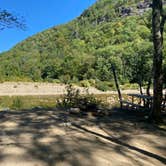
[0,109,165,166]
[0,82,145,96]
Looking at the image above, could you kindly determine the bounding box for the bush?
[80,80,91,87]
[59,74,71,84]
[121,83,138,90]
[44,78,54,83]
[95,81,110,91]
[71,76,79,83]
[53,79,61,83]
[57,84,80,108]
[57,84,107,112]
[0,75,5,83]
[105,81,116,90]
[88,79,96,86]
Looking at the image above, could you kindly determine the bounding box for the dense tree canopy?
[0,0,165,91]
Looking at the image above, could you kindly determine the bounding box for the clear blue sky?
[0,0,96,52]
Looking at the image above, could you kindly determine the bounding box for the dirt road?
[0,109,165,166]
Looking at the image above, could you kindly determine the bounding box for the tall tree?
[0,9,26,30]
[152,0,165,122]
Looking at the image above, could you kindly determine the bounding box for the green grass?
[0,95,58,110]
[0,94,131,111]
[120,83,139,90]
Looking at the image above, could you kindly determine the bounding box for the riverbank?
[0,82,149,96]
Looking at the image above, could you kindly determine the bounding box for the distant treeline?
[0,0,165,90]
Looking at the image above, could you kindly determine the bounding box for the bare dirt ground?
[0,82,144,96]
[0,108,165,166]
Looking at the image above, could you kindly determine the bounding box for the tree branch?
[0,9,26,31]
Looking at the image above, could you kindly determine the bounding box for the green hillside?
[0,0,166,90]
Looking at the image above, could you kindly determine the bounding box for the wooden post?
[111,65,122,109]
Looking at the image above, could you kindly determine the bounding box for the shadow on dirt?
[0,107,165,165]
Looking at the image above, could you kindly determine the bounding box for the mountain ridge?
[0,0,165,90]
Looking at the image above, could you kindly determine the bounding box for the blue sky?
[0,0,96,52]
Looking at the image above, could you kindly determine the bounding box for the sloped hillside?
[0,0,165,89]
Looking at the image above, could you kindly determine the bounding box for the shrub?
[0,75,4,83]
[104,81,116,90]
[121,83,139,90]
[58,84,80,108]
[57,84,107,112]
[88,79,96,86]
[80,80,91,87]
[71,76,79,83]
[95,81,110,91]
[53,79,61,83]
[44,78,54,83]
[59,74,71,84]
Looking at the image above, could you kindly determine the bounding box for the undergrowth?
[57,84,109,113]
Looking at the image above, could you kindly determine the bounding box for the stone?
[69,107,81,114]
[0,107,10,111]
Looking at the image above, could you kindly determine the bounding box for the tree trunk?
[146,77,152,108]
[139,81,143,95]
[162,92,166,110]
[146,77,152,96]
[111,65,122,108]
[138,81,146,106]
[152,0,163,122]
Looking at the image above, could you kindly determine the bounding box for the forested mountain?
[0,0,166,90]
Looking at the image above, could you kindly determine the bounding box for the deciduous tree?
[152,0,166,122]
[0,9,26,30]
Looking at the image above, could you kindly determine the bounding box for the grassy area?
[0,95,59,110]
[120,83,139,90]
[0,94,133,111]
[0,94,120,111]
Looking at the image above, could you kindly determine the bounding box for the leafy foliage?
[0,0,165,89]
[0,9,26,30]
[57,84,107,112]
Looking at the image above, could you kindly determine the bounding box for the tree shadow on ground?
[0,107,165,166]
[71,123,166,165]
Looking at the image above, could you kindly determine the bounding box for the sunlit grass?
[0,95,59,110]
[0,94,131,111]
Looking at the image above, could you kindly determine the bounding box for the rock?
[33,106,43,111]
[137,1,152,9]
[61,122,72,127]
[0,107,10,112]
[97,109,111,116]
[119,7,133,17]
[69,107,81,114]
